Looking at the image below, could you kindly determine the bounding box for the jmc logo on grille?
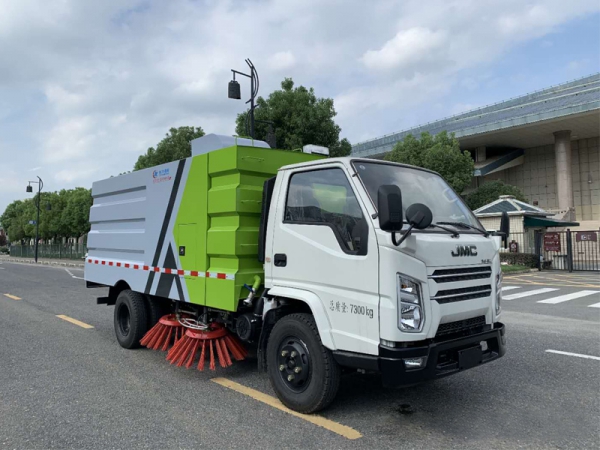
[451,245,477,257]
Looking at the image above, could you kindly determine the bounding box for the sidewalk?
[0,255,85,268]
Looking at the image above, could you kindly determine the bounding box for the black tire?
[146,296,170,329]
[267,313,341,413]
[114,290,148,349]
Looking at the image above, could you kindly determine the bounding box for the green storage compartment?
[175,143,321,311]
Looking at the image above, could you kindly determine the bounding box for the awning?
[524,216,580,228]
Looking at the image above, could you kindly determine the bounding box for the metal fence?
[9,244,87,260]
[537,230,600,272]
[501,230,600,271]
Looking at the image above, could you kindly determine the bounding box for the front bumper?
[333,322,506,388]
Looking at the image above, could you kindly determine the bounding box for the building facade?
[352,74,600,228]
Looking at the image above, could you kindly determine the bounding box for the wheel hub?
[117,304,130,335]
[277,337,310,392]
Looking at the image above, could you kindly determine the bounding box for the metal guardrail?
[9,244,87,260]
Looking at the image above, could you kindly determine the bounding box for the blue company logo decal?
[152,167,172,183]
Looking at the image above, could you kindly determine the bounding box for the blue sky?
[0,0,599,215]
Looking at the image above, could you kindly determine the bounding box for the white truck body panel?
[85,159,191,302]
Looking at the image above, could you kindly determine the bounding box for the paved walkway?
[0,255,84,268]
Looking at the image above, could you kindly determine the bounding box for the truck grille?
[431,284,492,304]
[436,315,486,337]
[429,266,491,283]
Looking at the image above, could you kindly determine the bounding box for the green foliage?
[0,188,92,242]
[501,264,529,273]
[384,131,474,194]
[465,180,527,210]
[61,188,93,238]
[134,126,205,170]
[0,246,8,254]
[500,252,538,268]
[0,200,26,241]
[235,78,351,157]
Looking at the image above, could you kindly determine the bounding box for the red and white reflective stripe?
[87,258,235,280]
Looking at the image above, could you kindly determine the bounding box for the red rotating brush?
[166,323,247,371]
[140,314,186,351]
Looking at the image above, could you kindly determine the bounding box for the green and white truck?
[85,134,506,413]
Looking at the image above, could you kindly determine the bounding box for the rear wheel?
[114,290,148,349]
[267,313,341,413]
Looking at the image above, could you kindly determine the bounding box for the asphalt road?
[1,261,599,449]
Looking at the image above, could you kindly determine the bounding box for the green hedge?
[500,252,538,268]
[0,246,8,254]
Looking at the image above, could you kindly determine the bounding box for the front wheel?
[267,313,341,413]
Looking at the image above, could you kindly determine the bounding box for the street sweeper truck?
[85,133,506,413]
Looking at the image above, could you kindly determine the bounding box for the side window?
[284,168,368,255]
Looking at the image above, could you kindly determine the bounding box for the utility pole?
[228,59,259,139]
[26,176,43,263]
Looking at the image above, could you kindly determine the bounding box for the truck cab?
[259,156,505,410]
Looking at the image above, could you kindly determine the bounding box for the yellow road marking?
[56,315,94,329]
[3,293,21,300]
[504,274,600,288]
[211,377,362,440]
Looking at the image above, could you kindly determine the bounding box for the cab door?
[269,165,380,355]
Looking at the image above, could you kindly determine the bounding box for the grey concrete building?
[352,74,600,228]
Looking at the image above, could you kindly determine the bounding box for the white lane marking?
[503,288,559,300]
[501,286,520,292]
[588,302,600,308]
[537,290,600,304]
[546,350,600,361]
[65,268,85,280]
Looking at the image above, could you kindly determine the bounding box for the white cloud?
[567,59,591,71]
[361,27,448,73]
[267,51,297,71]
[0,0,598,216]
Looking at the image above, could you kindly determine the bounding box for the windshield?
[353,161,481,228]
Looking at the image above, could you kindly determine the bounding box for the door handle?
[274,254,287,267]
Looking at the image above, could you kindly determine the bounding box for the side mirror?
[406,203,433,229]
[378,185,403,232]
[500,211,510,247]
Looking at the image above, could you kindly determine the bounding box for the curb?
[0,257,85,268]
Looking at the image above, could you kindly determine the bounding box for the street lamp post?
[26,176,43,263]
[228,59,259,139]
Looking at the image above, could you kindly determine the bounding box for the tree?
[61,188,93,238]
[0,188,93,242]
[385,131,474,194]
[134,126,205,170]
[235,78,352,157]
[0,200,26,242]
[465,180,527,211]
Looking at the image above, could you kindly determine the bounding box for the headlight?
[495,272,502,314]
[397,274,424,332]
